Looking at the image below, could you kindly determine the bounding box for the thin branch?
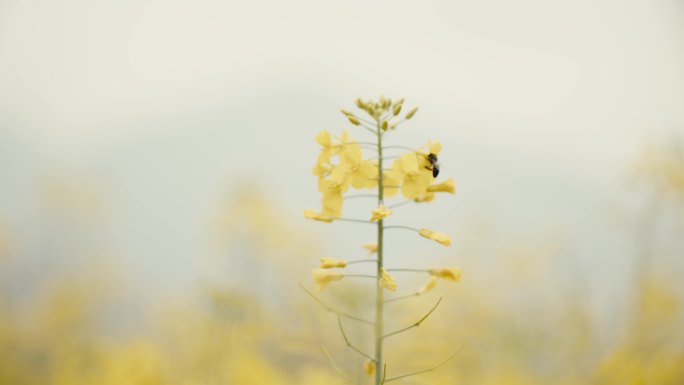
[337,315,374,361]
[359,122,379,135]
[299,284,374,325]
[384,225,420,232]
[347,259,378,265]
[345,194,379,200]
[323,348,363,385]
[385,268,428,273]
[354,115,377,127]
[392,118,407,128]
[335,217,375,225]
[384,348,462,382]
[382,297,442,340]
[380,364,388,385]
[368,156,400,161]
[345,274,377,279]
[338,141,378,149]
[387,200,413,209]
[383,145,419,152]
[384,293,419,303]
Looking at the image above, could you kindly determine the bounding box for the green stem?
[375,118,385,385]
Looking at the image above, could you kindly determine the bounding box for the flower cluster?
[303,97,463,384]
[311,130,377,218]
[308,98,456,222]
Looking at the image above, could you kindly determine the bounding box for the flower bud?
[347,115,360,126]
[392,103,402,116]
[379,268,397,291]
[363,359,376,376]
[319,257,348,268]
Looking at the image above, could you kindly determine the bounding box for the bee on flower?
[304,97,461,384]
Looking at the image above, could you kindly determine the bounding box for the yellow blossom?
[419,228,452,246]
[362,243,378,254]
[314,131,334,162]
[339,143,378,189]
[319,257,348,269]
[316,130,333,147]
[428,140,442,155]
[378,268,397,291]
[414,192,436,203]
[427,178,455,194]
[382,170,401,197]
[312,269,344,291]
[417,276,438,295]
[392,153,432,199]
[303,209,333,223]
[363,359,376,376]
[370,205,393,222]
[429,267,463,282]
[313,130,352,179]
[319,166,350,217]
[312,161,334,179]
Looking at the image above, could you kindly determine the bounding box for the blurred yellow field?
[1,1,683,384]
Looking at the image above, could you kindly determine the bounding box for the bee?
[426,153,440,177]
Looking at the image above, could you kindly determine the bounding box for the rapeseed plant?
[304,97,461,384]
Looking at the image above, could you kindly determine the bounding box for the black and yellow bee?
[426,153,440,177]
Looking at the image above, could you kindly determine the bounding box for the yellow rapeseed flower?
[316,130,333,147]
[362,243,378,254]
[339,143,378,189]
[429,267,463,282]
[319,166,351,217]
[427,178,455,194]
[382,170,401,197]
[303,209,333,222]
[417,276,438,295]
[392,153,432,199]
[414,192,436,203]
[313,130,352,179]
[315,131,335,165]
[428,140,442,155]
[370,205,393,222]
[378,268,397,291]
[418,228,452,246]
[319,257,348,269]
[312,161,334,179]
[312,269,344,291]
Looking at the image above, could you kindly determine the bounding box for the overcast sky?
[1,0,683,313]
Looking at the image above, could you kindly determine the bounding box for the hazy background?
[1,1,683,384]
